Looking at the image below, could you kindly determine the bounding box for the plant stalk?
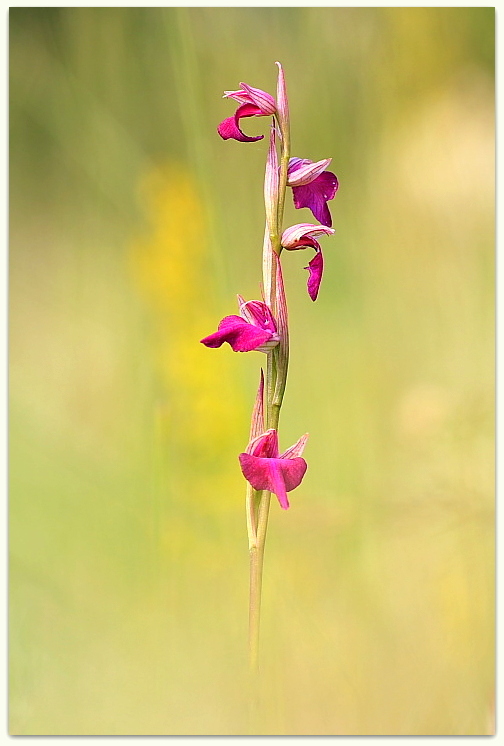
[248,82,290,672]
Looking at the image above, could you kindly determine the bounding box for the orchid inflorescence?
[201,63,338,667]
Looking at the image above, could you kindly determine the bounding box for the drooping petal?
[238,453,308,510]
[287,157,333,187]
[200,315,273,352]
[305,250,324,301]
[239,453,280,497]
[280,224,332,300]
[267,459,290,509]
[279,457,308,492]
[281,433,309,460]
[217,103,265,142]
[291,171,339,227]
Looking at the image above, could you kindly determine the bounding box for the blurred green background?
[9,7,494,736]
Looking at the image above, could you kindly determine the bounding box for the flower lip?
[219,79,276,142]
[287,158,339,227]
[280,224,334,302]
[201,298,279,353]
[305,251,324,302]
[239,429,309,509]
[217,103,266,142]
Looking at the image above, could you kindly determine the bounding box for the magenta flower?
[281,223,335,301]
[200,296,280,353]
[239,428,308,510]
[287,157,339,227]
[218,82,276,142]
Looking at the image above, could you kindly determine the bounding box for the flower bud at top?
[275,62,289,130]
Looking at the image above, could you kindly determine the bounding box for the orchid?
[239,429,308,510]
[205,63,338,671]
[218,82,276,142]
[200,296,279,353]
[287,157,339,227]
[281,223,335,301]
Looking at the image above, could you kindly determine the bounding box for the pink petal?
[239,453,278,492]
[292,171,339,227]
[223,88,250,104]
[287,158,332,186]
[238,298,277,335]
[288,157,307,173]
[238,454,308,510]
[280,433,309,459]
[282,236,320,252]
[239,83,276,114]
[281,223,335,247]
[279,457,308,492]
[200,315,273,352]
[268,459,290,509]
[247,428,279,458]
[217,103,265,142]
[305,251,324,301]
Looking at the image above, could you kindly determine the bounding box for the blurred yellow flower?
[130,164,246,508]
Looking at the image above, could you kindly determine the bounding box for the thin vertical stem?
[248,65,291,673]
[249,545,261,670]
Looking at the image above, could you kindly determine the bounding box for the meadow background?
[9,7,494,736]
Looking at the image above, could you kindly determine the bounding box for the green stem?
[248,103,291,674]
[248,488,270,672]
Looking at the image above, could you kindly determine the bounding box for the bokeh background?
[9,7,494,736]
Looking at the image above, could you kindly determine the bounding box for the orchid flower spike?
[281,223,335,301]
[239,429,309,510]
[218,82,276,142]
[287,157,339,227]
[200,296,280,353]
